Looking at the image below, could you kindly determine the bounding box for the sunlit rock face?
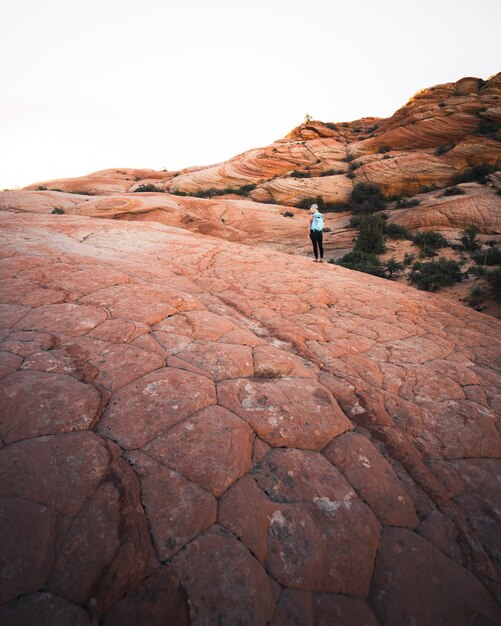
[0,210,500,625]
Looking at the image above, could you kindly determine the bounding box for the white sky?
[1,0,500,189]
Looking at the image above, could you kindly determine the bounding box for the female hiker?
[308,203,324,262]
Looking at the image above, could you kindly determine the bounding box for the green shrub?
[342,155,355,163]
[290,170,311,178]
[438,102,446,108]
[325,122,338,131]
[413,231,449,257]
[477,119,501,139]
[465,285,486,310]
[349,182,387,214]
[474,247,501,266]
[378,146,391,154]
[36,186,47,191]
[459,225,481,251]
[403,252,416,266]
[354,215,387,254]
[396,197,420,208]
[334,250,385,277]
[319,169,344,177]
[487,268,501,299]
[454,164,498,184]
[385,223,412,240]
[346,171,356,179]
[282,211,294,217]
[134,184,164,193]
[442,186,466,197]
[408,258,463,291]
[435,143,456,156]
[384,257,405,279]
[51,208,65,214]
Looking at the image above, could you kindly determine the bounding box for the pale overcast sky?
[1,0,500,189]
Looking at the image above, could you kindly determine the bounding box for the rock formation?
[1,72,501,624]
[0,210,500,625]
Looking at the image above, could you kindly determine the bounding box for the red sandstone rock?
[175,341,254,381]
[0,351,22,379]
[369,527,500,625]
[0,370,101,443]
[0,593,91,626]
[13,303,108,339]
[144,405,253,495]
[126,451,216,560]
[103,567,189,626]
[171,525,279,626]
[217,377,352,449]
[98,367,217,448]
[323,431,418,527]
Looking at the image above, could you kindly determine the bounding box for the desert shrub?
[459,225,481,251]
[378,145,391,154]
[403,252,416,266]
[323,227,332,232]
[408,258,463,291]
[385,223,412,240]
[36,186,47,190]
[319,169,344,177]
[334,250,385,277]
[438,102,446,108]
[477,119,501,139]
[282,211,294,217]
[325,122,338,131]
[349,182,387,214]
[420,185,437,193]
[435,143,456,156]
[297,196,346,212]
[49,188,64,192]
[233,184,257,196]
[349,162,360,171]
[465,285,486,310]
[354,215,387,254]
[454,164,498,184]
[442,186,466,197]
[413,231,449,257]
[384,257,405,279]
[487,268,501,299]
[346,171,356,179]
[51,208,65,214]
[474,247,501,266]
[134,184,164,193]
[396,197,420,208]
[342,155,355,163]
[290,170,311,178]
[366,124,379,133]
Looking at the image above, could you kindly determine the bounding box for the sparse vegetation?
[354,215,387,255]
[435,143,456,156]
[477,119,501,139]
[403,252,416,266]
[413,231,449,257]
[384,257,405,279]
[333,250,385,277]
[325,123,338,131]
[290,170,311,178]
[134,184,165,193]
[442,186,466,197]
[408,258,463,291]
[318,169,344,177]
[385,223,412,240]
[487,268,501,299]
[282,211,294,217]
[474,247,501,266]
[454,164,498,184]
[396,197,420,208]
[51,208,65,214]
[378,146,391,154]
[171,184,257,199]
[296,196,346,212]
[459,225,481,251]
[465,285,486,310]
[349,182,387,214]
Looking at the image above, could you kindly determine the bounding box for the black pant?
[310,230,323,259]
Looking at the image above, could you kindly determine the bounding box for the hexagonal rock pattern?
[143,406,254,495]
[218,377,352,449]
[171,525,279,626]
[0,370,102,443]
[0,187,501,625]
[98,367,217,448]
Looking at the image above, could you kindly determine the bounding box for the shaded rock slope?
[0,212,500,625]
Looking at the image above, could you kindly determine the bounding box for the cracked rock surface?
[0,212,500,625]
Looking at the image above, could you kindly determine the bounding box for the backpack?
[311,212,324,231]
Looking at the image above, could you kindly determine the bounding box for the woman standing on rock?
[308,203,324,262]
